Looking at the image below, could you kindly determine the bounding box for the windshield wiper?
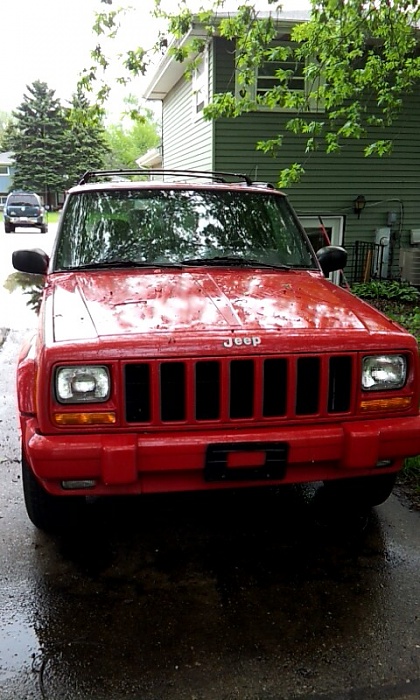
[59,257,311,272]
[59,260,186,271]
[180,255,293,269]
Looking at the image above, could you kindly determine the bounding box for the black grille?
[230,360,254,418]
[124,354,353,424]
[296,357,320,415]
[196,361,220,420]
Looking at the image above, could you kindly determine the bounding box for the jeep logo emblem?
[223,337,261,348]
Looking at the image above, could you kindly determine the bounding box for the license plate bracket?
[204,441,288,482]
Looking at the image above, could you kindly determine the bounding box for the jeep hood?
[50,268,400,342]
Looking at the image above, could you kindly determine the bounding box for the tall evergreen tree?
[4,81,109,205]
[64,89,109,187]
[6,81,69,205]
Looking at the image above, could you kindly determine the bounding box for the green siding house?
[0,151,15,209]
[143,12,420,284]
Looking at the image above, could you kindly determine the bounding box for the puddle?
[0,606,40,680]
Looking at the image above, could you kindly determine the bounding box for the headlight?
[362,355,406,391]
[55,366,110,403]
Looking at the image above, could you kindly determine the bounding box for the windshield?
[53,188,316,271]
[8,194,39,206]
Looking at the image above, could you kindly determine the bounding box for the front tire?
[4,223,14,233]
[22,451,85,533]
[322,473,397,508]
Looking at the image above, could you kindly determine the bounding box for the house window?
[236,39,323,113]
[192,47,209,117]
[257,43,305,96]
[0,165,10,175]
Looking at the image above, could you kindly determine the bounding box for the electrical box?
[410,229,420,245]
[374,227,391,278]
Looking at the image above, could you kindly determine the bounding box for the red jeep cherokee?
[12,170,420,531]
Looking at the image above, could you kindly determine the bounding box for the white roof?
[143,11,310,101]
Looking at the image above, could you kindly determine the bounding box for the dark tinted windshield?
[53,188,316,270]
[7,194,39,206]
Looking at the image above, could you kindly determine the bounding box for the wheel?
[322,473,397,508]
[40,224,48,233]
[22,451,85,533]
[4,223,14,233]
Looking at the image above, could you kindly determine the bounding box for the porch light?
[353,194,366,219]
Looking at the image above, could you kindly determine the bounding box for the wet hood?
[50,268,398,342]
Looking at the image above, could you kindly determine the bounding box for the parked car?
[11,169,420,532]
[4,191,47,233]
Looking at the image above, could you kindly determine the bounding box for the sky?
[0,0,308,121]
[0,0,163,119]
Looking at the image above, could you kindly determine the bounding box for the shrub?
[351,280,420,302]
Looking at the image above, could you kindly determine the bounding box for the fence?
[345,241,386,285]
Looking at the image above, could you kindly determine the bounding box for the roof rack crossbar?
[78,169,253,186]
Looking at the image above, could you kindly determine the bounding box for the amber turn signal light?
[360,396,412,412]
[53,412,116,425]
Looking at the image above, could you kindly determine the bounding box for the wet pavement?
[1,234,420,699]
[0,329,420,700]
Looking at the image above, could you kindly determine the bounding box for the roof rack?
[77,169,253,186]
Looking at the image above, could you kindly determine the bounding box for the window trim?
[235,40,324,114]
[299,215,345,285]
[192,46,209,119]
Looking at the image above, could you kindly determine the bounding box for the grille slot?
[328,356,352,413]
[124,354,353,424]
[296,357,320,415]
[230,360,254,418]
[160,362,186,421]
[263,358,287,417]
[125,363,151,422]
[196,361,220,420]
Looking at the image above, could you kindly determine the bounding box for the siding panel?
[162,45,213,172]
[212,37,420,277]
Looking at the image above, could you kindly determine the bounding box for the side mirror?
[12,249,49,275]
[316,245,347,276]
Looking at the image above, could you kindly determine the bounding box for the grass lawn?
[46,210,60,225]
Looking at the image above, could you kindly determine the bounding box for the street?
[0,226,420,700]
[0,223,57,330]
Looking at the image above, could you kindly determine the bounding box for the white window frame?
[192,46,209,119]
[235,40,324,113]
[299,215,345,285]
[0,165,10,175]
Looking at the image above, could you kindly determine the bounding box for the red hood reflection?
[49,268,399,344]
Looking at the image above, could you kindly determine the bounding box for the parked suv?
[11,169,420,532]
[4,191,47,233]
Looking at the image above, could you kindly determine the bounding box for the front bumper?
[8,216,43,226]
[23,415,420,496]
